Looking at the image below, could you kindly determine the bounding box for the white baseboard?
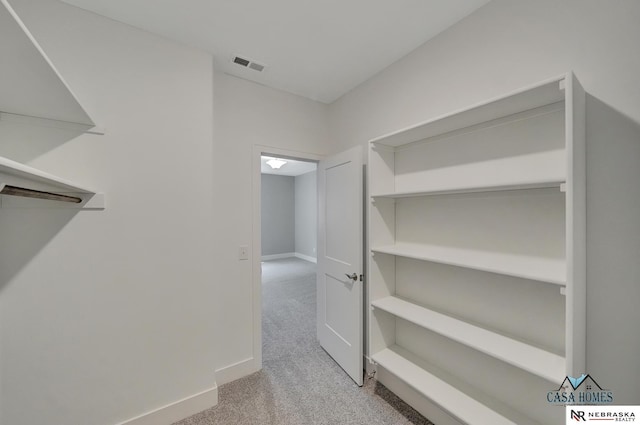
[261,252,295,261]
[294,252,317,263]
[261,252,317,263]
[215,357,257,386]
[116,385,218,425]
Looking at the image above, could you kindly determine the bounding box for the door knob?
[345,273,358,281]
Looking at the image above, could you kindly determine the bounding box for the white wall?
[294,170,317,260]
[330,0,640,152]
[212,71,329,378]
[261,174,295,256]
[0,1,217,424]
[3,1,638,421]
[330,0,640,404]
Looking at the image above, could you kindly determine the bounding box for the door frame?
[251,145,323,371]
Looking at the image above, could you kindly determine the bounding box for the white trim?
[215,358,257,386]
[252,144,324,373]
[261,252,295,261]
[294,252,317,264]
[115,386,218,425]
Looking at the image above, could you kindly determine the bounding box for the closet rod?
[0,185,82,203]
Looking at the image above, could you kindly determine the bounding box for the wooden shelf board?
[370,75,566,147]
[372,296,565,383]
[372,180,564,198]
[371,243,565,285]
[372,346,541,425]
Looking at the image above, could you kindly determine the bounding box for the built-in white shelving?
[0,0,104,208]
[0,156,95,193]
[0,156,103,208]
[371,243,566,286]
[371,180,564,198]
[372,346,541,425]
[372,296,565,383]
[369,80,564,148]
[0,0,95,127]
[368,73,585,425]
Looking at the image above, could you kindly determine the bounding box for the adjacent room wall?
[0,1,217,424]
[329,0,640,404]
[295,170,317,261]
[261,174,295,257]
[212,71,329,381]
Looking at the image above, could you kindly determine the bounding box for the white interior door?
[317,146,363,386]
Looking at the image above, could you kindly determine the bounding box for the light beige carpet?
[174,258,433,425]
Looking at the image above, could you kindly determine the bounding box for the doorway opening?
[236,146,432,424]
[260,155,318,264]
[251,146,323,370]
[259,154,319,367]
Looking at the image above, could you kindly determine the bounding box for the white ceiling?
[261,156,316,177]
[60,0,490,103]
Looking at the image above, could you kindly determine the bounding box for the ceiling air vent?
[233,56,250,67]
[232,55,266,72]
[249,62,264,72]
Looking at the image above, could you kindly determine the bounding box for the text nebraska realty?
[570,409,636,422]
[587,410,635,421]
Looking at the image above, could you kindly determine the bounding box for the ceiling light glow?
[266,158,287,169]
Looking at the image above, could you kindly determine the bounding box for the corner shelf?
[372,296,565,383]
[0,0,104,208]
[368,73,585,425]
[371,243,566,286]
